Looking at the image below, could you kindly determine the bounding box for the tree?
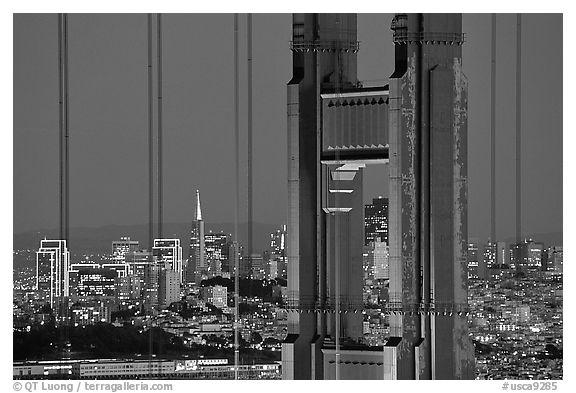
[250,331,263,344]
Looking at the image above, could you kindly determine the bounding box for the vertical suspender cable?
[58,14,64,242]
[334,15,341,381]
[515,14,522,246]
[147,13,154,377]
[56,12,64,363]
[64,13,70,245]
[247,13,253,293]
[233,13,240,380]
[62,11,71,365]
[148,14,154,252]
[157,13,163,239]
[490,14,497,243]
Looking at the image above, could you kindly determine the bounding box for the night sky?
[13,13,562,243]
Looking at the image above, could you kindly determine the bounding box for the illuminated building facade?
[159,268,180,307]
[204,231,229,277]
[201,285,228,309]
[35,239,70,308]
[270,225,288,279]
[270,225,287,258]
[497,241,508,266]
[483,241,497,269]
[364,197,388,246]
[70,301,112,326]
[509,239,544,272]
[111,237,139,263]
[73,266,116,298]
[467,240,479,279]
[153,239,183,282]
[372,238,389,280]
[546,246,563,273]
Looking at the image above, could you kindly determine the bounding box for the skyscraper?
[152,239,183,282]
[152,239,182,309]
[204,231,229,277]
[36,239,70,309]
[143,263,159,311]
[467,240,479,279]
[125,250,153,277]
[270,225,287,279]
[111,237,139,263]
[510,239,544,271]
[364,197,388,246]
[248,253,265,280]
[497,241,508,266]
[270,225,287,258]
[188,190,205,284]
[227,241,241,277]
[122,250,156,310]
[158,269,180,308]
[547,246,563,273]
[483,241,497,269]
[72,265,117,299]
[372,238,389,280]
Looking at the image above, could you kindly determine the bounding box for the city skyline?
[13,14,562,244]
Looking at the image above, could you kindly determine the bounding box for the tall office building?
[205,231,229,277]
[509,242,520,270]
[372,238,389,280]
[111,237,139,263]
[143,262,159,312]
[547,246,563,273]
[188,190,206,284]
[364,197,389,246]
[36,239,70,309]
[101,262,129,278]
[497,241,508,266]
[70,265,116,299]
[484,240,510,281]
[158,269,180,308]
[248,253,265,279]
[152,239,182,310]
[115,275,142,303]
[364,239,390,282]
[527,241,544,269]
[270,225,287,258]
[483,241,497,269]
[153,239,183,282]
[269,258,279,279]
[227,241,241,277]
[123,250,158,310]
[510,239,544,271]
[467,240,479,279]
[125,250,153,277]
[270,225,288,280]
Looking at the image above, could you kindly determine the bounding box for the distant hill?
[13,222,281,268]
[14,224,562,269]
[503,232,562,248]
